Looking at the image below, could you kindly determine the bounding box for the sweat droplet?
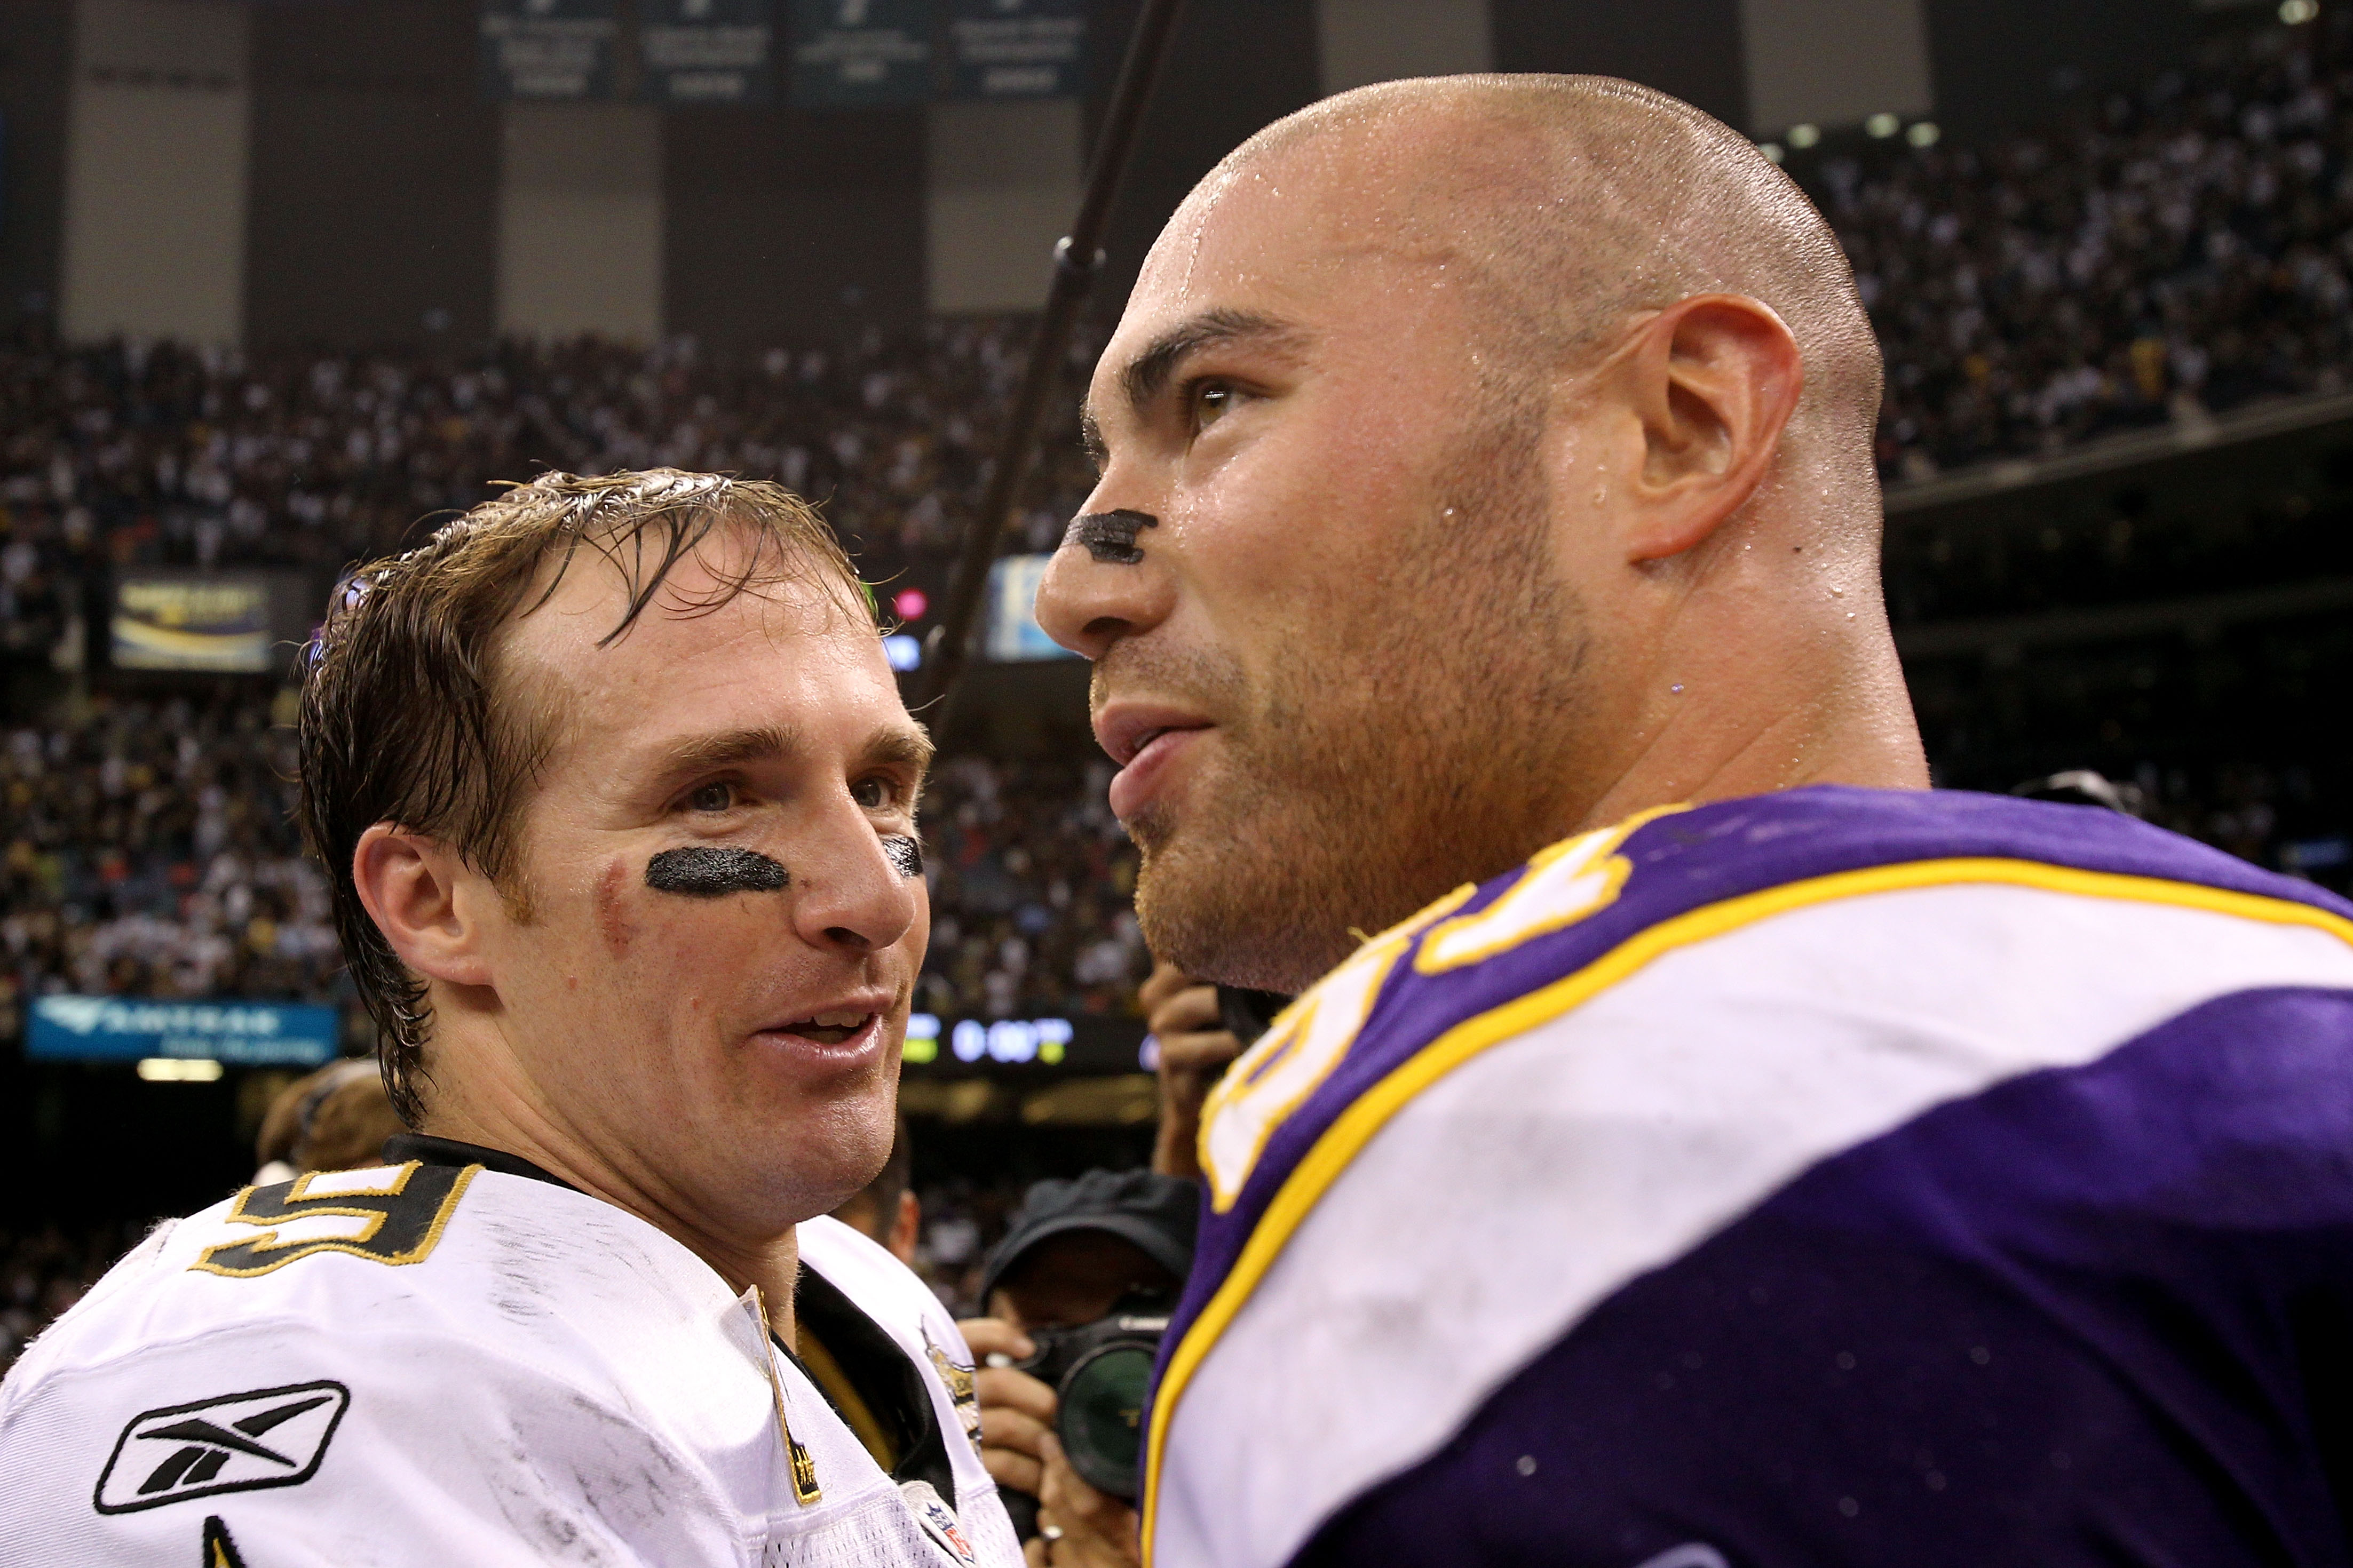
[1670,684,1684,694]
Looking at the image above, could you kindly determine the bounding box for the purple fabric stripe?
[1288,986,2353,1568]
[1156,787,2353,1423]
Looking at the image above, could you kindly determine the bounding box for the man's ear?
[351,824,498,990]
[1609,293,1804,563]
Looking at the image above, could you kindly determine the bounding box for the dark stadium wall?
[1921,0,2196,147]
[1488,0,1749,132]
[0,2,72,330]
[663,104,928,347]
[1085,0,1324,314]
[245,0,498,349]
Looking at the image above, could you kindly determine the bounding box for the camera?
[1009,1288,1173,1499]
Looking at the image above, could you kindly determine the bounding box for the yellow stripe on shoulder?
[1415,804,1686,975]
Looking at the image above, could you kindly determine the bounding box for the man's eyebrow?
[656,724,798,778]
[862,724,935,783]
[1093,308,1308,434]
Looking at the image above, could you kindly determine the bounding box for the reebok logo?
[94,1382,348,1514]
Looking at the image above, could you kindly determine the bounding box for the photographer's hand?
[958,1317,1057,1496]
[1142,961,1242,1182]
[1033,1431,1142,1567]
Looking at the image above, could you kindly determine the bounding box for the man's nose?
[786,802,919,957]
[1034,502,1177,660]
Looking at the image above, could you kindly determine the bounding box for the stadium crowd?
[0,694,1151,1045]
[1823,10,2353,477]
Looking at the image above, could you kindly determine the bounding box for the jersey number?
[191,1161,477,1279]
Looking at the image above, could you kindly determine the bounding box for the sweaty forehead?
[499,538,876,754]
[1110,110,1551,369]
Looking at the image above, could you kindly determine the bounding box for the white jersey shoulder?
[0,1163,1016,1568]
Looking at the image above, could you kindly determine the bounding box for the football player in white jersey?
[0,471,1020,1568]
[1036,76,2353,1568]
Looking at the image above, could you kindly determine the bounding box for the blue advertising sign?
[790,0,932,108]
[641,0,775,105]
[946,0,1082,99]
[28,997,341,1067]
[480,0,622,101]
[983,553,1080,662]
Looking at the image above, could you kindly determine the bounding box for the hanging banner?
[946,0,1083,99]
[112,575,273,673]
[790,0,932,108]
[641,0,775,105]
[480,0,622,101]
[28,997,342,1068]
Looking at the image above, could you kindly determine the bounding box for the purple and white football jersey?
[1144,785,2353,1568]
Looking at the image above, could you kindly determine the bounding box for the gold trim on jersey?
[1193,882,1476,1212]
[189,1162,477,1279]
[1412,804,1685,975]
[750,1286,824,1505]
[1140,857,2353,1562]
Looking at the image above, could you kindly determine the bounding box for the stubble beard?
[1127,405,1594,995]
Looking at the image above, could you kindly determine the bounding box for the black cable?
[912,0,1189,713]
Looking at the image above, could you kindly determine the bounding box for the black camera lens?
[1056,1339,1157,1498]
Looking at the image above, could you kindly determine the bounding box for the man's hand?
[1141,961,1243,1181]
[1027,1431,1142,1568]
[958,1317,1056,1496]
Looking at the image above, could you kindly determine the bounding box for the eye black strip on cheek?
[644,846,789,897]
[1065,509,1160,565]
[881,835,924,879]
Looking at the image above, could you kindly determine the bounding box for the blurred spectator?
[0,319,1097,638]
[918,754,1147,1022]
[1,692,341,1018]
[0,689,1150,1041]
[1806,12,2353,480]
[252,1057,403,1184]
[960,1170,1197,1567]
[0,1222,138,1378]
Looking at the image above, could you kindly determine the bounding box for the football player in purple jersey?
[1037,75,2353,1568]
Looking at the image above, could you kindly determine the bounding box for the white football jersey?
[0,1149,1020,1568]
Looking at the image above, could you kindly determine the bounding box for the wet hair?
[296,469,866,1126]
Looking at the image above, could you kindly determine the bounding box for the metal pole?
[912,0,1188,712]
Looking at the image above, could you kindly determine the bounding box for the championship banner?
[28,997,342,1068]
[789,0,932,108]
[641,0,775,104]
[111,575,273,673]
[946,0,1083,99]
[480,0,622,101]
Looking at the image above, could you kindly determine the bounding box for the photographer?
[959,1171,1197,1567]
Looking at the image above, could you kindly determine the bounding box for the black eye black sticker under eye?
[1065,509,1159,565]
[881,835,923,879]
[645,846,789,897]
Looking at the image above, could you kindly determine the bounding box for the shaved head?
[1039,73,1925,992]
[1201,75,1882,489]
